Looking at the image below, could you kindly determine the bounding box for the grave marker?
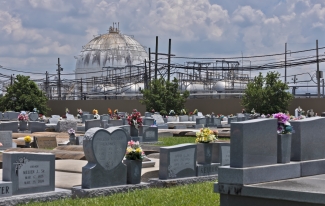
[152,114,164,124]
[29,113,39,121]
[35,136,58,149]
[0,122,18,133]
[142,126,158,142]
[82,127,130,188]
[159,143,197,179]
[0,131,12,150]
[2,152,55,195]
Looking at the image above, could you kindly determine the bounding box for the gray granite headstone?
[230,118,277,168]
[0,181,12,197]
[196,163,219,176]
[142,126,158,142]
[85,119,101,131]
[82,127,130,188]
[143,118,154,126]
[108,119,123,126]
[83,111,89,115]
[159,143,197,180]
[100,114,110,121]
[228,117,237,124]
[29,112,39,121]
[66,114,75,121]
[0,131,12,150]
[76,136,84,145]
[167,116,178,122]
[49,118,59,125]
[145,112,152,117]
[211,142,230,163]
[7,112,19,121]
[119,125,130,136]
[29,121,45,133]
[82,114,94,123]
[55,120,77,132]
[2,112,9,120]
[179,115,189,122]
[196,117,206,126]
[290,117,325,161]
[0,122,18,133]
[220,145,230,166]
[2,152,55,195]
[198,112,203,117]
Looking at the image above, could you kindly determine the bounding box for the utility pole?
[57,58,63,100]
[285,43,287,84]
[168,39,171,82]
[155,36,158,80]
[80,78,83,100]
[10,74,13,86]
[45,71,49,98]
[316,40,320,98]
[144,59,148,89]
[148,48,151,86]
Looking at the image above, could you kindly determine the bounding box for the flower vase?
[25,142,30,148]
[197,143,213,164]
[277,133,292,163]
[69,134,76,145]
[123,159,142,184]
[19,121,28,131]
[130,125,139,137]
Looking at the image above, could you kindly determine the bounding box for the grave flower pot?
[19,121,28,131]
[197,143,213,164]
[69,134,76,145]
[277,133,291,163]
[123,159,142,184]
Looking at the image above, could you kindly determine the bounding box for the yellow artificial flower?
[24,136,32,143]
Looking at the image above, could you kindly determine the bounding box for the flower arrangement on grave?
[242,108,246,113]
[261,114,266,118]
[33,108,39,113]
[125,140,145,160]
[251,108,255,114]
[108,108,112,115]
[195,128,217,143]
[65,108,70,114]
[297,106,304,116]
[180,109,187,115]
[266,114,271,118]
[169,110,175,116]
[24,135,32,143]
[93,109,100,119]
[211,112,215,117]
[193,109,198,115]
[151,109,155,114]
[206,114,211,118]
[273,112,293,134]
[38,114,45,120]
[114,109,118,114]
[229,114,233,117]
[77,109,83,119]
[189,112,193,116]
[127,109,143,130]
[68,128,75,136]
[18,112,28,121]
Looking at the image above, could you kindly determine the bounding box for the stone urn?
[196,143,213,164]
[123,159,142,184]
[277,133,291,163]
[69,134,76,145]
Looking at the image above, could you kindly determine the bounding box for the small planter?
[19,121,28,131]
[197,143,213,164]
[69,134,76,145]
[25,142,30,148]
[277,133,291,163]
[123,159,142,184]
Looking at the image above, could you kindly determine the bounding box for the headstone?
[82,114,94,123]
[179,115,189,122]
[7,112,19,121]
[0,122,18,133]
[51,115,60,118]
[82,127,130,188]
[198,112,203,117]
[145,112,152,118]
[55,120,77,132]
[29,112,39,121]
[152,114,165,125]
[167,116,178,122]
[196,163,219,176]
[142,126,158,142]
[159,143,197,179]
[35,136,58,149]
[108,119,123,126]
[219,145,230,166]
[228,117,237,124]
[2,152,55,195]
[29,121,45,133]
[211,142,230,163]
[0,131,12,150]
[119,125,130,136]
[117,112,126,118]
[2,112,9,120]
[66,114,75,121]
[230,118,277,168]
[290,117,325,161]
[143,118,154,126]
[196,117,206,126]
[0,113,2,120]
[85,119,101,131]
[49,118,59,125]
[83,111,90,115]
[0,181,12,197]
[100,114,110,121]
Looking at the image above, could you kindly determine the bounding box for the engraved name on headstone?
[18,160,50,189]
[35,136,57,149]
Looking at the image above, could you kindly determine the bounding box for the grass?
[22,182,219,206]
[157,136,229,146]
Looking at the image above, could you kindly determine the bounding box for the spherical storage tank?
[75,24,148,81]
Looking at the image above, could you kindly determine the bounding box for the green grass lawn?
[22,182,219,206]
[157,136,229,146]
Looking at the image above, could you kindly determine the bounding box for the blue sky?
[0,0,325,93]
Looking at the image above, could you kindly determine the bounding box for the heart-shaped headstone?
[29,113,39,121]
[84,128,128,170]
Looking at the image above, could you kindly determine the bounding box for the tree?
[140,77,190,115]
[241,72,293,114]
[0,75,50,114]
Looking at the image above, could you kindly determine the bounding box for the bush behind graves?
[0,75,50,114]
[241,72,293,115]
[140,77,190,115]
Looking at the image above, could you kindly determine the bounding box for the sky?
[1,0,325,93]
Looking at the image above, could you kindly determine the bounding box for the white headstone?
[51,115,60,118]
[198,112,203,117]
[152,114,165,124]
[66,114,75,121]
